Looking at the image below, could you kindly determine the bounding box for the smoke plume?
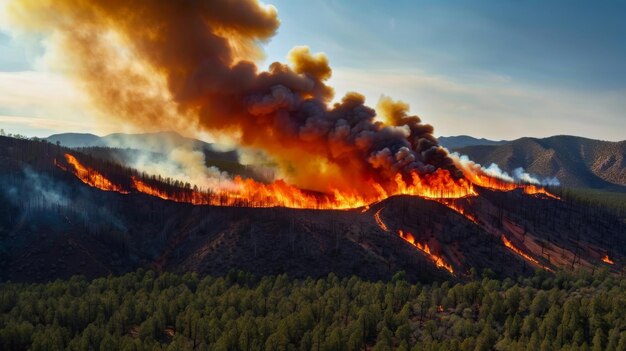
[5,0,458,195]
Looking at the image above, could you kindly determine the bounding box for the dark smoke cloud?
[6,0,457,195]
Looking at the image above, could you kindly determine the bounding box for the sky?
[0,0,625,141]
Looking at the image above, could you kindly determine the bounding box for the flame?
[398,230,454,274]
[58,153,581,274]
[501,235,539,265]
[434,198,478,224]
[602,255,614,265]
[61,154,128,193]
[60,152,559,212]
[131,176,185,201]
[523,185,561,200]
[457,162,560,199]
[373,210,455,274]
[62,153,479,209]
[374,208,390,232]
[460,169,518,192]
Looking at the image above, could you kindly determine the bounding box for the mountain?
[45,132,105,147]
[1,135,623,283]
[437,135,508,149]
[47,131,217,154]
[454,135,626,191]
[47,131,241,168]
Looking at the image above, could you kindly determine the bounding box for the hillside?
[44,133,104,147]
[454,135,626,191]
[0,136,623,284]
[47,131,208,150]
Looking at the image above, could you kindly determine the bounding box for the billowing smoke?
[4,0,457,196]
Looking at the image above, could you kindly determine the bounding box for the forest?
[1,269,625,351]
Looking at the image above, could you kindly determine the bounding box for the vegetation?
[1,269,625,351]
[559,187,626,215]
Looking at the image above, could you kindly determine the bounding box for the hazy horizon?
[3,129,624,144]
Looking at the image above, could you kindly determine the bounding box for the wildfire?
[434,198,478,224]
[61,154,128,193]
[456,161,560,200]
[602,255,615,265]
[523,185,561,200]
[392,171,476,199]
[61,153,481,209]
[398,230,454,274]
[374,208,390,232]
[131,176,199,203]
[501,235,539,265]
[461,170,518,192]
[59,152,558,212]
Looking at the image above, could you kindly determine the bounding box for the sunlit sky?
[1,0,625,141]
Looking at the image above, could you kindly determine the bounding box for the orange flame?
[456,161,560,199]
[501,235,539,265]
[523,185,561,200]
[132,176,182,201]
[434,198,478,224]
[61,154,128,193]
[461,169,518,192]
[602,255,614,265]
[60,152,559,211]
[62,153,479,209]
[374,208,390,232]
[398,230,454,274]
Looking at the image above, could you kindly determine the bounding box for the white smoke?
[450,152,560,186]
[92,132,248,192]
[127,147,238,192]
[511,167,560,186]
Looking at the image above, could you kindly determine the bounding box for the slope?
[455,135,626,190]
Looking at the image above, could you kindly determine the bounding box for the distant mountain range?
[46,131,240,163]
[47,131,214,153]
[451,135,626,191]
[437,135,508,149]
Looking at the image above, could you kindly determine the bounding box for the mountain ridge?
[1,135,624,283]
[437,135,508,149]
[454,135,626,190]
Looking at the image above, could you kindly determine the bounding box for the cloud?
[0,71,118,136]
[328,67,626,141]
[0,115,90,133]
[0,71,84,107]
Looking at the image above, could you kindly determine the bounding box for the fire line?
[61,154,128,194]
[398,230,454,274]
[374,208,389,232]
[501,235,539,265]
[602,255,615,265]
[58,153,560,211]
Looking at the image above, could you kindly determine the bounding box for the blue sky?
[1,0,625,140]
